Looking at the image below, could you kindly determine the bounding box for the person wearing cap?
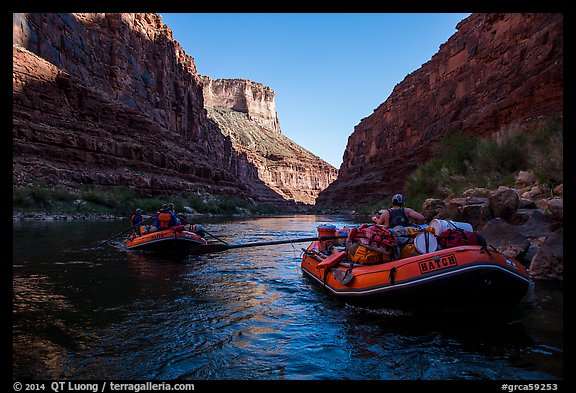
[153,203,179,230]
[131,208,145,235]
[373,193,425,228]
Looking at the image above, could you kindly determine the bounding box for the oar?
[202,230,229,245]
[94,214,155,249]
[191,234,348,255]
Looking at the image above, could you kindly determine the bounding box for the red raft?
[125,225,207,254]
[301,224,533,310]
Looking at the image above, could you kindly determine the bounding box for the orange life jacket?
[156,212,175,229]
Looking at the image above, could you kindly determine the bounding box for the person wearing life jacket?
[373,193,426,228]
[171,207,207,239]
[153,203,179,230]
[131,208,144,235]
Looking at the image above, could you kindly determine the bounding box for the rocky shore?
[420,170,563,281]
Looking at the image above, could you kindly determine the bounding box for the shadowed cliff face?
[12,45,257,199]
[12,13,335,207]
[316,13,563,209]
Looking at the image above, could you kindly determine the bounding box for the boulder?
[420,198,446,222]
[462,187,491,198]
[459,197,492,230]
[553,183,563,197]
[478,218,531,261]
[489,186,520,221]
[438,197,466,221]
[515,170,537,189]
[547,197,563,221]
[515,209,555,239]
[529,228,563,280]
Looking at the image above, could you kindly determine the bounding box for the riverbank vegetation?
[13,185,280,217]
[406,116,563,208]
[361,116,563,213]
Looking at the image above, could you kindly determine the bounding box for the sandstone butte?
[12,13,337,209]
[316,13,563,209]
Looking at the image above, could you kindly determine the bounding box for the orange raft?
[301,226,533,310]
[125,225,207,253]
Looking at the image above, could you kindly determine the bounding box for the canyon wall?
[200,77,337,205]
[316,13,563,209]
[12,13,335,207]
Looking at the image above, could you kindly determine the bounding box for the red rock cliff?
[316,13,563,209]
[201,77,281,134]
[12,13,335,206]
[200,77,337,205]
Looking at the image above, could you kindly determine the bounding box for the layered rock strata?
[200,77,337,205]
[316,13,563,209]
[12,13,335,207]
[201,77,281,134]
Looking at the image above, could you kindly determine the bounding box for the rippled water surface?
[12,215,563,380]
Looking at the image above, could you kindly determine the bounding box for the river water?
[12,215,563,381]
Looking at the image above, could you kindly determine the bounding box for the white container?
[429,219,473,235]
[414,231,438,254]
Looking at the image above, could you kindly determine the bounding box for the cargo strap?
[389,267,397,285]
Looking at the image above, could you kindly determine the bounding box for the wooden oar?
[190,234,348,255]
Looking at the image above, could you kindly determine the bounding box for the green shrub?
[13,185,52,209]
[13,183,286,217]
[13,185,78,210]
[185,194,209,212]
[527,117,563,188]
[131,198,166,215]
[403,116,563,208]
[434,129,479,174]
[80,188,111,206]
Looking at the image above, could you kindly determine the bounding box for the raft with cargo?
[300,221,533,310]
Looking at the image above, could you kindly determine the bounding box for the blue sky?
[160,13,471,168]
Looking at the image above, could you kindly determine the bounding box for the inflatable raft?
[125,225,207,253]
[301,224,533,310]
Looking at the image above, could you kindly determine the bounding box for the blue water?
[12,215,563,381]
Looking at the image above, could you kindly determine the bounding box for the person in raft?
[372,193,426,228]
[131,208,144,234]
[153,203,180,230]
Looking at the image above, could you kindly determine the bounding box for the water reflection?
[12,216,562,380]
